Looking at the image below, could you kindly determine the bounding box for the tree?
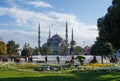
[75,55,85,65]
[74,46,83,55]
[41,46,53,55]
[7,40,19,56]
[90,41,114,63]
[58,48,66,55]
[97,0,120,50]
[0,41,7,55]
[32,47,39,55]
[21,43,32,57]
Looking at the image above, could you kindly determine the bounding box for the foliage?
[76,55,85,60]
[0,62,120,81]
[21,43,32,56]
[58,48,66,55]
[0,62,39,71]
[0,62,17,70]
[70,40,76,46]
[0,65,120,81]
[41,45,53,55]
[74,46,83,54]
[7,40,19,56]
[32,47,39,55]
[77,64,120,72]
[85,63,117,67]
[15,63,39,69]
[91,42,114,56]
[75,55,85,65]
[0,41,7,55]
[91,42,114,63]
[97,0,120,50]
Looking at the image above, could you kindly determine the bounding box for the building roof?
[51,34,62,39]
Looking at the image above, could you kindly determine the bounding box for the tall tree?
[32,47,39,55]
[0,41,7,55]
[21,43,32,57]
[97,0,120,50]
[7,40,19,56]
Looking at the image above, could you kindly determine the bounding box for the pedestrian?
[56,56,60,64]
[45,56,48,63]
[71,55,74,65]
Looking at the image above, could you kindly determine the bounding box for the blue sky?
[0,0,112,48]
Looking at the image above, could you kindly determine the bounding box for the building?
[43,34,67,54]
[39,22,75,55]
[40,21,72,55]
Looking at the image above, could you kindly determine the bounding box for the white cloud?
[0,29,38,48]
[0,7,8,15]
[6,0,19,8]
[28,1,53,8]
[0,6,98,48]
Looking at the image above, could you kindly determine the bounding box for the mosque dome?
[51,34,61,39]
[44,34,67,54]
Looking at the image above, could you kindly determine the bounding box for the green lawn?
[0,68,120,81]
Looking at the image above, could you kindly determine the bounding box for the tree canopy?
[74,46,83,55]
[90,41,114,64]
[7,40,19,56]
[97,0,120,50]
[0,41,7,55]
[21,43,32,56]
[41,45,53,55]
[91,42,114,56]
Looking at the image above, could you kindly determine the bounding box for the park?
[0,0,120,81]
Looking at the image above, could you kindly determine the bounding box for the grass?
[0,68,120,81]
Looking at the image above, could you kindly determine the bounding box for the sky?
[0,0,112,48]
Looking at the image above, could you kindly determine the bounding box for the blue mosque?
[38,22,75,55]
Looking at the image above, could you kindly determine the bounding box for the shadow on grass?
[0,76,81,81]
[73,72,120,81]
[0,72,120,81]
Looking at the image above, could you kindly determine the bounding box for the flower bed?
[85,63,116,67]
[70,63,120,73]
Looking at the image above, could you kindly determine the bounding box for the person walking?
[56,56,60,64]
[45,56,48,63]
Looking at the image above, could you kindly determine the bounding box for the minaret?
[70,28,76,55]
[65,21,68,54]
[49,28,51,39]
[66,21,68,45]
[47,28,51,46]
[38,23,41,52]
[71,28,74,41]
